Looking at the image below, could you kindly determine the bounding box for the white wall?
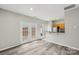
[0,9,21,51]
[0,8,47,51]
[44,7,79,50]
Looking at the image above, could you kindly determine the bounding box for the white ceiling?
[0,4,69,21]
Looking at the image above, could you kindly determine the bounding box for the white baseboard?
[43,39,79,51]
[0,43,21,52]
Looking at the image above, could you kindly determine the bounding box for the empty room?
[0,4,79,55]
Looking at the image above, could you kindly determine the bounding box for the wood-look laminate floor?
[0,40,79,55]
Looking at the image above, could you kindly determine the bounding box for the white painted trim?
[43,39,79,51]
[65,4,79,12]
[0,43,21,52]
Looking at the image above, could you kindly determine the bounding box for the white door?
[30,23,37,40]
[20,21,30,43]
[20,21,37,43]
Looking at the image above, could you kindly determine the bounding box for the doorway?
[20,21,37,43]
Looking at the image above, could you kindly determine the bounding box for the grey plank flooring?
[0,40,79,55]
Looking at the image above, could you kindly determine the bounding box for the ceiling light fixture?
[30,8,33,11]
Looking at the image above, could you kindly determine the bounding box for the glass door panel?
[22,27,28,41]
[32,27,36,39]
